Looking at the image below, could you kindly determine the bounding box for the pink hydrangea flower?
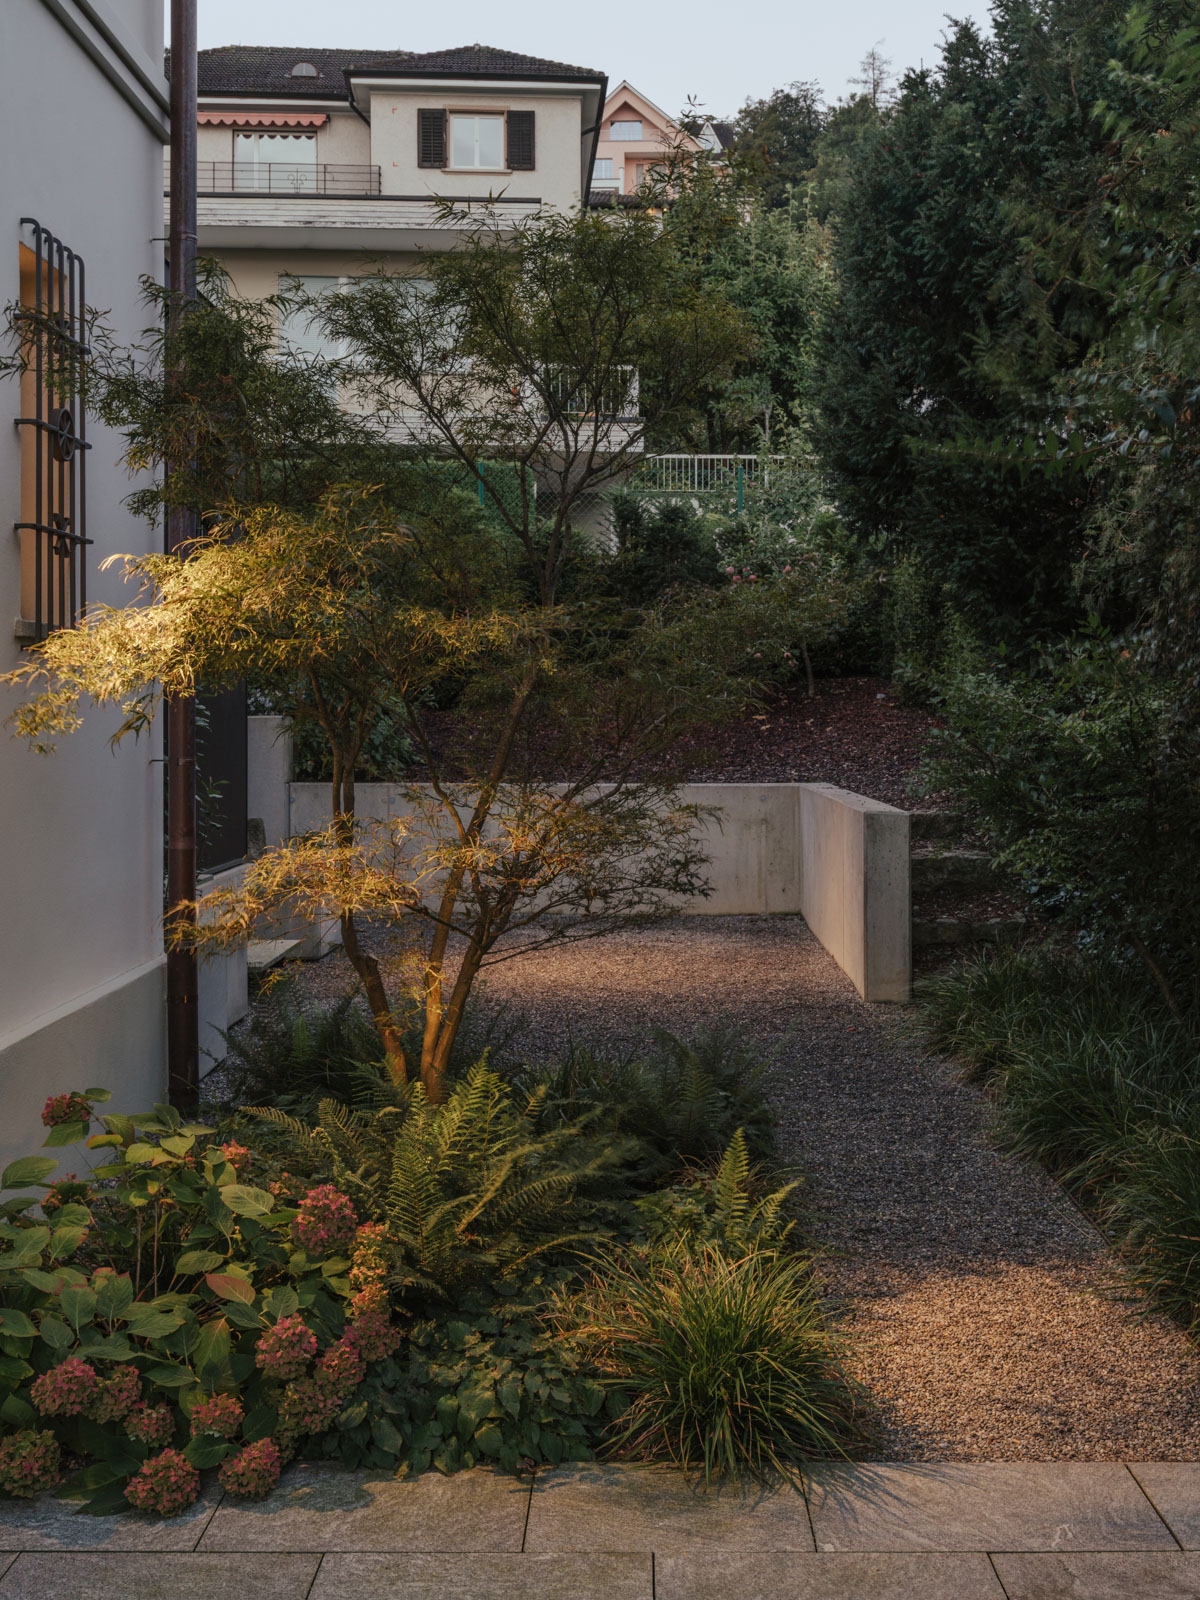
[345,1305,400,1365]
[293,1185,358,1257]
[124,1402,174,1449]
[276,1377,339,1446]
[315,1336,365,1402]
[86,1365,141,1424]
[255,1314,318,1382]
[189,1392,244,1439]
[124,1448,200,1516]
[216,1141,251,1172]
[40,1092,92,1128]
[30,1356,100,1417]
[0,1429,60,1497]
[217,1437,282,1499]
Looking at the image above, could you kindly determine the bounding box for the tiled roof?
[708,120,736,150]
[349,44,603,80]
[190,42,602,98]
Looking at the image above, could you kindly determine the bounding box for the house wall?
[0,0,169,1173]
[595,85,696,195]
[368,90,582,206]
[196,109,370,169]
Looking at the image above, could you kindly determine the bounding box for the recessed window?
[290,61,318,77]
[592,158,616,186]
[450,114,504,169]
[234,130,317,191]
[279,275,344,362]
[609,119,643,140]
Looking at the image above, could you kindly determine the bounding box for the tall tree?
[732,81,825,208]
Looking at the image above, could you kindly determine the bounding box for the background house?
[0,0,169,1169]
[592,80,705,196]
[187,44,607,311]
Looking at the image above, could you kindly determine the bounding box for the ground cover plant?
[0,1025,864,1512]
[922,944,1200,1332]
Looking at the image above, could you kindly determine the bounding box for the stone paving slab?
[804,1463,1178,1552]
[0,1552,320,1599]
[198,1464,529,1552]
[0,1489,219,1551]
[654,1550,1007,1599]
[992,1551,1200,1598]
[525,1464,814,1552]
[309,1551,652,1598]
[1130,1466,1200,1550]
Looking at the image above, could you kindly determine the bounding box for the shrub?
[562,1238,862,1482]
[0,1091,403,1514]
[217,984,521,1113]
[520,1026,776,1176]
[921,944,1200,1329]
[245,1062,634,1299]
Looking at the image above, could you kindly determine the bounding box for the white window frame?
[448,114,506,171]
[234,130,318,192]
[609,119,643,141]
[592,157,617,187]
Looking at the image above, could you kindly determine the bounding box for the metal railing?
[194,162,383,196]
[639,454,786,492]
[544,364,639,420]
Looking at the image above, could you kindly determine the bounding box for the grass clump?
[921,943,1200,1331]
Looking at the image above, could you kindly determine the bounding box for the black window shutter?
[507,110,535,171]
[418,108,446,168]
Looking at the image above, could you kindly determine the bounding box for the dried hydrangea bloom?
[40,1091,92,1127]
[348,1222,390,1292]
[86,1365,141,1424]
[345,1305,400,1365]
[124,1402,174,1449]
[293,1185,358,1258]
[124,1448,201,1517]
[314,1335,365,1402]
[0,1429,60,1497]
[216,1141,251,1172]
[189,1392,244,1439]
[276,1376,339,1447]
[217,1437,282,1499]
[254,1314,318,1382]
[30,1356,100,1417]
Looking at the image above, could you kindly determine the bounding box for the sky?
[184,0,995,120]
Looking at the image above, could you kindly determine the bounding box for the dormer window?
[290,61,318,78]
[610,119,643,140]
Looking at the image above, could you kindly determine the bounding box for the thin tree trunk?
[801,640,815,699]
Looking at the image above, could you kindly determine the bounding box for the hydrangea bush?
[0,1092,405,1515]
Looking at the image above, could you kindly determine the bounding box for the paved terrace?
[5,1461,1200,1597]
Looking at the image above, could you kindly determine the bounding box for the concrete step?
[912,916,1026,949]
[908,809,965,843]
[246,938,305,974]
[910,848,996,892]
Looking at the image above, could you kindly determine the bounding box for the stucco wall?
[0,0,169,1155]
[369,90,581,207]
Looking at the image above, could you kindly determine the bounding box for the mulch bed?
[651,676,935,806]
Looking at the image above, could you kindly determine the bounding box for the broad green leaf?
[38,1315,73,1351]
[124,1143,161,1165]
[473,1421,503,1457]
[72,1462,126,1489]
[0,1355,33,1387]
[173,1250,225,1275]
[60,1285,97,1330]
[183,1436,229,1469]
[193,1317,232,1381]
[1,1157,57,1190]
[141,1361,195,1387]
[94,1273,134,1321]
[121,1307,184,1339]
[75,1333,134,1360]
[159,1135,195,1158]
[0,1393,34,1425]
[0,1309,36,1339]
[6,1227,51,1268]
[85,1134,123,1150]
[82,1088,112,1102]
[153,1104,182,1131]
[204,1272,255,1305]
[42,1122,88,1148]
[242,1405,277,1442]
[265,1286,299,1320]
[220,1185,275,1218]
[371,1415,403,1455]
[49,1225,88,1261]
[76,1483,135,1516]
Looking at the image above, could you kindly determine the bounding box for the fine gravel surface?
[235,916,1200,1461]
[461,918,1200,1462]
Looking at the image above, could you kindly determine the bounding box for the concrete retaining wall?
[284,780,911,1002]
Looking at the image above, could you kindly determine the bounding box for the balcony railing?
[194,162,382,196]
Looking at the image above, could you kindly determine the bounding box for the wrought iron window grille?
[13,217,92,643]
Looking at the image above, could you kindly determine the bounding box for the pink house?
[592,81,705,196]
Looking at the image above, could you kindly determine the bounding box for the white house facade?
[0,0,169,1170]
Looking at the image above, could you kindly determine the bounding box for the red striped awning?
[198,112,328,128]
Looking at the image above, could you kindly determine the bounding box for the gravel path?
[477,917,1200,1461]
[246,915,1200,1461]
